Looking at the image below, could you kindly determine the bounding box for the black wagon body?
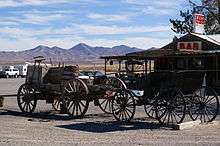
[101,33,220,124]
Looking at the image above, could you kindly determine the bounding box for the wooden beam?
[172,120,201,130]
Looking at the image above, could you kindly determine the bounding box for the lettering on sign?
[193,14,205,34]
[177,42,202,51]
[195,14,205,25]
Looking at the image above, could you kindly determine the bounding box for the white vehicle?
[2,66,19,78]
[14,64,28,77]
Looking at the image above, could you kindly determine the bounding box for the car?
[78,72,90,79]
[80,71,105,78]
[2,67,19,78]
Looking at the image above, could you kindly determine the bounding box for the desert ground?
[0,78,219,146]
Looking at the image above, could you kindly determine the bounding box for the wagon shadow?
[0,109,72,121]
[56,120,168,133]
[0,109,113,121]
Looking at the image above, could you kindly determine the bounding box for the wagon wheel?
[156,88,186,124]
[98,77,127,114]
[144,90,159,119]
[62,78,89,118]
[144,99,157,119]
[52,98,61,111]
[17,83,37,113]
[112,89,135,122]
[189,87,219,123]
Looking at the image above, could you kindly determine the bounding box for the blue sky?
[0,0,195,51]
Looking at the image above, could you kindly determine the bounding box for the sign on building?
[177,41,202,51]
[193,14,205,34]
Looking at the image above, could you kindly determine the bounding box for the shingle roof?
[192,33,220,46]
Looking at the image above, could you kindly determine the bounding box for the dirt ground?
[0,78,219,146]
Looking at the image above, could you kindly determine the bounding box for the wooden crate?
[43,66,79,84]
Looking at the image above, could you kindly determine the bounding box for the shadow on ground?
[56,120,170,133]
[0,109,112,121]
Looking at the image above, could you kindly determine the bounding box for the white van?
[2,66,19,78]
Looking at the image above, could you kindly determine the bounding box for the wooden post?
[0,96,4,107]
[118,60,121,75]
[215,54,218,84]
[145,60,148,79]
[145,60,148,74]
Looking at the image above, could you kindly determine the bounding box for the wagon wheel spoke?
[99,77,126,114]
[52,99,61,111]
[79,101,86,108]
[78,102,83,115]
[112,90,135,122]
[156,89,185,124]
[62,78,89,118]
[72,104,76,115]
[190,87,219,122]
[68,101,74,111]
[103,100,109,111]
[144,104,156,118]
[17,84,37,113]
[204,108,212,121]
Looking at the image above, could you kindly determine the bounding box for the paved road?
[0,78,219,146]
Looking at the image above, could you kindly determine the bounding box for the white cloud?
[77,24,170,35]
[22,13,66,24]
[0,24,171,39]
[0,0,100,8]
[0,0,67,7]
[124,0,182,7]
[83,37,171,49]
[0,13,67,25]
[87,13,131,22]
[0,35,171,51]
[123,0,186,16]
[0,23,172,51]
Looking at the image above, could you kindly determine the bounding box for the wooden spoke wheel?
[156,88,186,124]
[99,77,127,114]
[112,89,135,122]
[52,98,61,111]
[17,83,37,113]
[62,78,89,118]
[144,92,159,119]
[144,99,157,119]
[189,87,219,123]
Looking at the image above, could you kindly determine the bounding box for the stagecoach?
[101,33,220,124]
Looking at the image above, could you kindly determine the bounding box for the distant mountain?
[0,43,147,64]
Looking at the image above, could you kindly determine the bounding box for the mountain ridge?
[0,43,154,64]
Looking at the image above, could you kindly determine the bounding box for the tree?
[170,0,220,34]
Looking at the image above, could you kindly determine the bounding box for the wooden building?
[126,33,220,87]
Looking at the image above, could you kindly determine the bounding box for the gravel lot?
[0,78,219,146]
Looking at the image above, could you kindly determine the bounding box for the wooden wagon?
[17,56,128,118]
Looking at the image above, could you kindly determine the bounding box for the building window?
[177,59,186,69]
[190,58,204,69]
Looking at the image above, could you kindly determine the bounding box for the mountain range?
[0,43,153,64]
